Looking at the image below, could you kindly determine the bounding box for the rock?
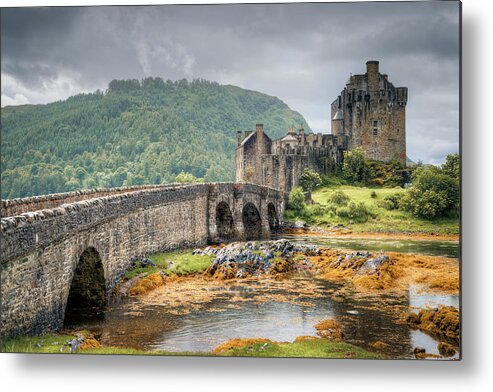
[358,255,391,274]
[293,220,306,229]
[129,256,155,269]
[205,240,319,279]
[413,346,426,354]
[437,342,456,357]
[406,306,460,341]
[314,319,344,340]
[65,334,84,353]
[371,341,388,349]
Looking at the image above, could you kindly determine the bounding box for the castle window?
[373,120,379,136]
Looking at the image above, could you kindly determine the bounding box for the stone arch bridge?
[1,183,284,337]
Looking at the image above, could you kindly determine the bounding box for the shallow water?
[66,235,459,359]
[68,275,459,359]
[272,234,459,259]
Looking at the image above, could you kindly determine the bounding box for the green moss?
[216,338,383,359]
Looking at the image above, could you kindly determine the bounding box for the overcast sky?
[1,2,460,164]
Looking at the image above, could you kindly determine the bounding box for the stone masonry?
[0,183,284,337]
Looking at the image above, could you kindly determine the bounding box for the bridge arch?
[242,202,262,240]
[215,201,234,242]
[268,202,279,231]
[64,247,106,326]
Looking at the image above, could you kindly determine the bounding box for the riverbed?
[65,235,460,359]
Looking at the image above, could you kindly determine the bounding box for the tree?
[175,171,204,184]
[287,187,306,214]
[441,153,460,179]
[342,148,371,183]
[401,165,459,219]
[299,169,322,192]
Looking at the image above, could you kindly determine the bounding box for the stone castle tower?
[235,60,407,193]
[331,60,408,164]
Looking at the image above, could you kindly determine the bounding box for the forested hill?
[1,78,311,199]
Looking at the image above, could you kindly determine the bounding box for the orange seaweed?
[213,338,273,354]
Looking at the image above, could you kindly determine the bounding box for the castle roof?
[240,131,256,146]
[280,134,298,142]
[332,109,344,120]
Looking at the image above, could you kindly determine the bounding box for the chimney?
[237,131,242,146]
[366,60,380,92]
[256,124,263,134]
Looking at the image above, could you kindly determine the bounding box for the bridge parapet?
[1,184,186,218]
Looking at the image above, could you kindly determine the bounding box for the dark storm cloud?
[1,2,460,163]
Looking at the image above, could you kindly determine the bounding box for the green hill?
[1,78,311,199]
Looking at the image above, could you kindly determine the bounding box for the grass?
[1,333,382,359]
[0,333,204,356]
[287,185,459,235]
[149,250,214,276]
[1,333,77,354]
[215,338,383,359]
[123,249,214,280]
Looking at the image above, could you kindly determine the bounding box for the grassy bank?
[214,337,382,359]
[124,249,214,280]
[1,333,381,358]
[286,185,459,235]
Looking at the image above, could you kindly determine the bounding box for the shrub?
[287,187,306,214]
[336,201,373,223]
[335,206,350,218]
[311,204,326,216]
[403,189,449,220]
[321,176,348,187]
[342,148,372,183]
[380,193,402,210]
[401,165,459,219]
[299,169,322,192]
[369,178,385,187]
[327,190,350,206]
